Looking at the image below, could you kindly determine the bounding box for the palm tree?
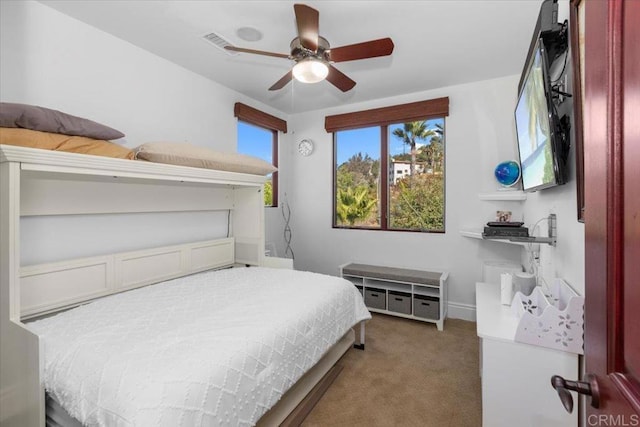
[424,122,445,172]
[434,122,444,138]
[525,50,550,152]
[336,186,377,226]
[427,137,444,172]
[392,121,436,184]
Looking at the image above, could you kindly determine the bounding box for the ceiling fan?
[225,3,394,92]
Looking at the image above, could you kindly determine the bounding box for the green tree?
[424,137,444,172]
[390,174,444,231]
[339,152,375,176]
[337,152,378,189]
[336,186,378,226]
[392,152,411,162]
[392,121,436,184]
[336,169,355,189]
[264,179,272,205]
[430,123,445,172]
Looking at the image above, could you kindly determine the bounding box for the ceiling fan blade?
[294,4,319,52]
[329,38,395,62]
[326,65,356,92]
[269,71,293,91]
[224,46,290,59]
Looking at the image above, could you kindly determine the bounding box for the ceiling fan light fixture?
[292,58,329,83]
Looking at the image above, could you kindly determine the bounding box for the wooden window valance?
[324,97,449,133]
[234,102,287,133]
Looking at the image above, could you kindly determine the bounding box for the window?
[387,119,445,231]
[234,103,287,207]
[237,121,277,206]
[335,127,381,227]
[327,98,448,232]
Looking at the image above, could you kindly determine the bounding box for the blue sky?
[237,121,273,163]
[336,126,380,165]
[336,119,444,165]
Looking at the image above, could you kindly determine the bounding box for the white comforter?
[28,267,370,427]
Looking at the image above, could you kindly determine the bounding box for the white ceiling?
[39,0,545,115]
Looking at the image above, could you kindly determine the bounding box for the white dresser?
[476,282,578,427]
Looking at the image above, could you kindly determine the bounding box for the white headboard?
[0,145,267,426]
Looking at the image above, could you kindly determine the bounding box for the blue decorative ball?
[494,161,521,187]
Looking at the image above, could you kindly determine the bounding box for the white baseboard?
[448,301,476,322]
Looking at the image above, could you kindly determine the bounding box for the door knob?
[550,373,600,413]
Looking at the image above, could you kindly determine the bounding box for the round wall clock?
[298,139,314,156]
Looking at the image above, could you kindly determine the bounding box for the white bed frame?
[0,145,356,426]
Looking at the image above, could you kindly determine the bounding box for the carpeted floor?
[302,314,482,427]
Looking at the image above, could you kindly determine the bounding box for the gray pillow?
[0,103,124,140]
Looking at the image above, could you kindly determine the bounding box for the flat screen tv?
[515,37,567,192]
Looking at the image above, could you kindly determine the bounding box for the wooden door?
[583,0,640,423]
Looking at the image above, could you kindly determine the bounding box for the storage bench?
[340,262,448,331]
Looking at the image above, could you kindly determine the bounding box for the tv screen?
[515,37,564,192]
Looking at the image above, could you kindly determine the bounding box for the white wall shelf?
[459,229,528,246]
[478,191,527,201]
[481,214,558,247]
[459,229,483,239]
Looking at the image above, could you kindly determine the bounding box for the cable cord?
[551,20,570,84]
[282,193,294,259]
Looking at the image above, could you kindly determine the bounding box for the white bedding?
[27,267,370,427]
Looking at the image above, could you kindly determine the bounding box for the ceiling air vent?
[202,32,238,56]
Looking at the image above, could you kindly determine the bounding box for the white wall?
[519,176,585,296]
[285,75,534,319]
[0,0,289,260]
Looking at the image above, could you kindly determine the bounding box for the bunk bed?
[0,144,369,427]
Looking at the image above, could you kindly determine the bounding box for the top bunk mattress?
[27,267,370,427]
